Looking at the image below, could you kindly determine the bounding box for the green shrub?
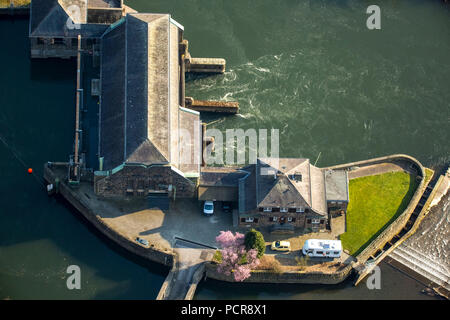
[244,229,265,258]
[212,250,222,264]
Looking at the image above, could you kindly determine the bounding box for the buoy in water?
[27,168,33,174]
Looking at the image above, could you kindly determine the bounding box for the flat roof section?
[325,169,349,202]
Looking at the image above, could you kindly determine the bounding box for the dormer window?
[280,207,288,213]
[263,207,272,212]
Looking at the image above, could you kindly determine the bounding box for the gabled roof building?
[29,0,124,58]
[236,158,348,232]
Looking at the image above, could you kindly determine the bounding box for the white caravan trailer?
[302,239,342,258]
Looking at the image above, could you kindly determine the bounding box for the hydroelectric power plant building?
[30,0,349,232]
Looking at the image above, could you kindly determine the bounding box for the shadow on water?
[30,58,77,82]
[55,195,170,299]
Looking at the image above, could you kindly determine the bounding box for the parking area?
[75,182,354,266]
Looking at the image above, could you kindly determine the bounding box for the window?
[288,207,296,213]
[71,38,78,46]
[287,217,293,222]
[53,38,64,45]
[320,219,325,224]
[316,251,323,255]
[296,207,305,213]
[272,207,280,212]
[272,216,278,222]
[263,207,272,212]
[245,217,254,223]
[312,219,320,224]
[280,207,288,213]
[126,179,134,194]
[258,207,263,212]
[240,218,246,223]
[333,251,340,255]
[306,219,311,224]
[37,38,45,45]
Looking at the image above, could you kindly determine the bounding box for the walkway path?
[158,239,214,300]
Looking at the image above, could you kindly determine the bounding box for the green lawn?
[340,171,419,256]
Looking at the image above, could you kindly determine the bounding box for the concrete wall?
[205,262,353,284]
[355,171,440,285]
[44,164,175,268]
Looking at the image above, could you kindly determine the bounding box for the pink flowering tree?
[215,231,260,282]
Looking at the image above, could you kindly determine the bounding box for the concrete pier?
[185,97,239,114]
[186,57,226,74]
[180,39,226,74]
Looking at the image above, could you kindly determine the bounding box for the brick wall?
[95,165,197,198]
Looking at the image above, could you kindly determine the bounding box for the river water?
[0,0,448,299]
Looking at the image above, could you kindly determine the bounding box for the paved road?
[164,239,214,300]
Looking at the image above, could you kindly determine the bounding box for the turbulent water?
[0,0,449,299]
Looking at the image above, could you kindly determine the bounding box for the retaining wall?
[205,262,354,285]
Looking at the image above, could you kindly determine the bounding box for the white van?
[302,239,342,258]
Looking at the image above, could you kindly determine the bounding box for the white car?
[203,201,214,216]
[135,237,149,247]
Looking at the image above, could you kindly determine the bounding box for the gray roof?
[30,0,121,37]
[324,169,349,202]
[200,167,247,187]
[239,158,328,215]
[99,14,195,172]
[99,19,126,170]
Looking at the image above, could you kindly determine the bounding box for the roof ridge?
[126,138,168,164]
